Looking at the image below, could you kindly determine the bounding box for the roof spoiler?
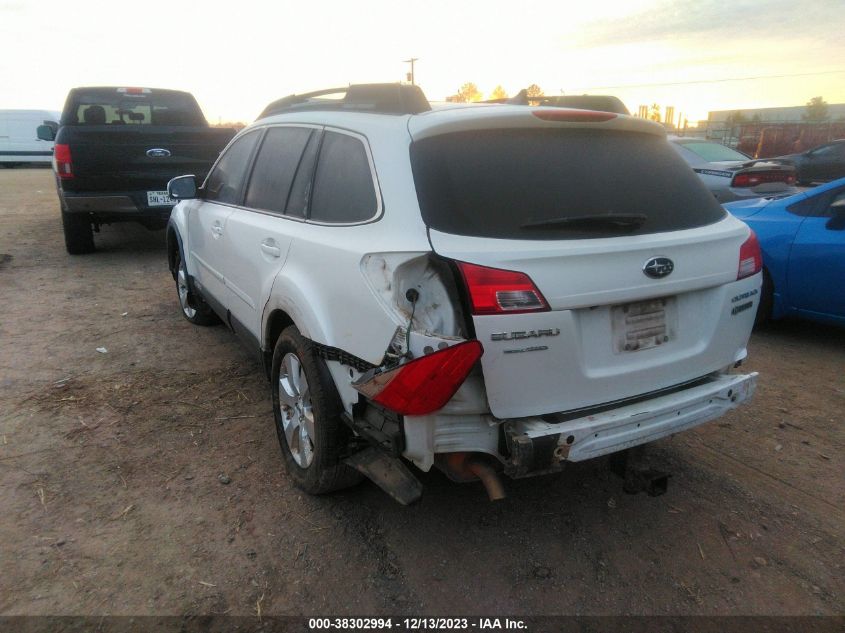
[482,89,630,115]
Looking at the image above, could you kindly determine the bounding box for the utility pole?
[404,58,419,85]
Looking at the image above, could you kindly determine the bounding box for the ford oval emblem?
[643,256,674,279]
[146,148,171,158]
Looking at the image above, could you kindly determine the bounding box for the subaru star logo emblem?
[643,256,674,279]
[146,148,171,158]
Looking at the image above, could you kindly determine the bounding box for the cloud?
[577,0,845,47]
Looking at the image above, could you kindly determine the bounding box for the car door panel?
[186,202,233,306]
[222,126,318,342]
[788,188,845,317]
[186,129,263,316]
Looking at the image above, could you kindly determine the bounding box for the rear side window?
[309,131,378,224]
[411,128,727,240]
[245,126,313,214]
[204,131,260,205]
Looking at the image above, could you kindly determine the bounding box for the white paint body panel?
[429,217,760,419]
[169,103,760,472]
[509,371,757,462]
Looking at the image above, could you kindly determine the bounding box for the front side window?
[309,131,378,223]
[245,126,313,214]
[204,131,260,205]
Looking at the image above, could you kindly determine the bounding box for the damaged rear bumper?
[504,371,757,477]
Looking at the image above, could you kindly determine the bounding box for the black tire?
[61,210,95,254]
[755,269,774,327]
[174,249,219,326]
[271,325,362,494]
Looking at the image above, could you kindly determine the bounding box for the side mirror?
[168,175,198,200]
[36,124,56,141]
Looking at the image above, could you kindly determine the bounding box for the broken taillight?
[737,230,762,280]
[457,261,549,315]
[352,340,483,416]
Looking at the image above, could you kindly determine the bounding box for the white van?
[0,109,61,166]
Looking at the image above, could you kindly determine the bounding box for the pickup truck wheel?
[61,210,95,254]
[174,250,219,326]
[271,326,362,494]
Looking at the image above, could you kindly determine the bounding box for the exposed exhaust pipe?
[467,460,506,501]
[442,453,506,501]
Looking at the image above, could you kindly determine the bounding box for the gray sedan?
[669,137,798,203]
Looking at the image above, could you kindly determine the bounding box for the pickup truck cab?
[38,87,235,253]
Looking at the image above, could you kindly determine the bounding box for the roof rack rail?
[258,83,431,119]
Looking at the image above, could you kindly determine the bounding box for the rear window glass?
[410,128,726,240]
[64,90,206,126]
[676,141,749,162]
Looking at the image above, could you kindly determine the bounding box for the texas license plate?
[147,190,174,206]
[611,297,675,353]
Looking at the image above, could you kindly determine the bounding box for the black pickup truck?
[37,87,235,254]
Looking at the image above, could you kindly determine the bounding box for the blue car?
[724,178,845,326]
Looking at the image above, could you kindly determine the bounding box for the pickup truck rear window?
[410,128,726,240]
[62,89,207,126]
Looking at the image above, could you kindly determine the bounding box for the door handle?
[211,223,223,236]
[260,241,281,258]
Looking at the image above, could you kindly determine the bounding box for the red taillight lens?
[731,171,794,188]
[738,230,762,280]
[353,340,484,416]
[53,143,73,179]
[532,109,617,122]
[457,261,549,315]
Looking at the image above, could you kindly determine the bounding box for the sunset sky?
[2,0,844,125]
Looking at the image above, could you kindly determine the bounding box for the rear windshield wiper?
[521,213,647,231]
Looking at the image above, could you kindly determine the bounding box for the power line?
[589,69,845,90]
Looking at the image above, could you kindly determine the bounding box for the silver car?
[669,137,798,202]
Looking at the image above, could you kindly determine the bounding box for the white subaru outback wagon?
[166,84,760,503]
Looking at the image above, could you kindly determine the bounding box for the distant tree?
[526,84,544,98]
[803,96,829,122]
[648,103,661,122]
[453,82,482,103]
[489,85,508,100]
[213,121,247,131]
[725,110,747,126]
[751,113,762,124]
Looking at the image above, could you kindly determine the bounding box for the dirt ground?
[1,168,843,617]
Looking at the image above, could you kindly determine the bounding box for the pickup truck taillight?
[352,340,484,416]
[737,230,762,280]
[457,261,549,315]
[53,144,73,179]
